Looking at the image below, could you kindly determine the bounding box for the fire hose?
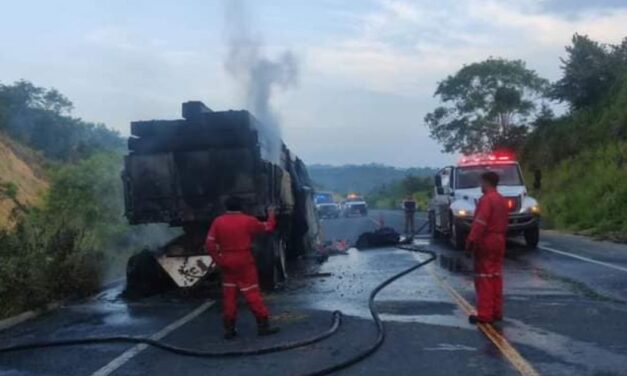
[0,224,435,376]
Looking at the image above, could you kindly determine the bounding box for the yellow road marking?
[428,267,540,376]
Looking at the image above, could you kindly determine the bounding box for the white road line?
[540,246,627,274]
[90,301,214,376]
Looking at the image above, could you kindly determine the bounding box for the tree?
[0,80,73,114]
[0,80,122,160]
[550,34,627,110]
[425,58,550,154]
[401,175,431,195]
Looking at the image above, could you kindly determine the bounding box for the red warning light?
[458,152,516,166]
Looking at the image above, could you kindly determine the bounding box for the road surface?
[2,210,627,376]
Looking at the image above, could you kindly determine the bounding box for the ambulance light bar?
[458,153,516,166]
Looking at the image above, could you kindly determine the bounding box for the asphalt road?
[2,210,627,376]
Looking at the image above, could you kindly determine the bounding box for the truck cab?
[428,153,540,250]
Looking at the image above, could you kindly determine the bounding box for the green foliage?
[425,58,549,154]
[368,175,432,210]
[0,154,122,316]
[0,80,123,161]
[0,181,18,200]
[521,35,627,238]
[551,34,627,110]
[0,83,180,318]
[0,152,178,317]
[309,163,436,195]
[537,143,627,239]
[523,70,627,168]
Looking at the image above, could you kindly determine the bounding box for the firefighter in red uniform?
[466,172,508,324]
[206,196,280,339]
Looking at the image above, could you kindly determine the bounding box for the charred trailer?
[121,101,319,294]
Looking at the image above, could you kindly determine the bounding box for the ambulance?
[428,153,540,250]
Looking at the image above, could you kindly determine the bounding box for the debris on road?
[316,240,350,256]
[355,227,401,249]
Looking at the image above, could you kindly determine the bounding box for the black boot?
[224,319,237,340]
[257,317,280,336]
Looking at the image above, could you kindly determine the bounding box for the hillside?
[522,71,627,240]
[0,134,48,227]
[309,164,436,195]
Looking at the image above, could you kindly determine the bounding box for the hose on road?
[0,220,435,376]
[0,311,342,357]
[303,243,436,376]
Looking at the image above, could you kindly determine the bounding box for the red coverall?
[467,187,508,322]
[205,211,276,322]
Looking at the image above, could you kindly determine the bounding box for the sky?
[1,0,626,168]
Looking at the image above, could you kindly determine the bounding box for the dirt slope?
[0,134,48,227]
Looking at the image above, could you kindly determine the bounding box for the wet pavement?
[2,210,627,375]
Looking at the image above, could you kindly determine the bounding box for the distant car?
[342,194,368,217]
[314,192,340,219]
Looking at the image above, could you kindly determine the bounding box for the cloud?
[305,0,627,97]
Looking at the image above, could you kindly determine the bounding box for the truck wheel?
[429,211,441,240]
[524,226,540,249]
[258,236,287,291]
[450,219,466,251]
[123,249,174,298]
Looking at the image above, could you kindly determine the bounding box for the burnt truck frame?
[122,101,319,291]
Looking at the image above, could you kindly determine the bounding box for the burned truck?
[122,101,319,293]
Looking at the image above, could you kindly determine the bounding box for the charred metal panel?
[122,101,319,257]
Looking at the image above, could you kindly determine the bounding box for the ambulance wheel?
[524,226,540,249]
[429,211,441,240]
[450,219,466,251]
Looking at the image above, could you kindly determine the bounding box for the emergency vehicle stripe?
[475,218,487,226]
[223,283,237,288]
[240,284,258,292]
[207,236,215,241]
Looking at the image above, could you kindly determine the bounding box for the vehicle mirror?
[434,174,442,187]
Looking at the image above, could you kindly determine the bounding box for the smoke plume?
[224,0,299,162]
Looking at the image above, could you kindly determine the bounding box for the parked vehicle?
[342,194,368,217]
[315,192,340,219]
[122,101,319,293]
[428,153,540,250]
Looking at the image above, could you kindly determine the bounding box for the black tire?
[524,226,540,249]
[123,250,174,299]
[450,218,466,251]
[258,236,287,291]
[429,211,441,240]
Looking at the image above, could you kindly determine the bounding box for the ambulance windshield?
[456,164,522,189]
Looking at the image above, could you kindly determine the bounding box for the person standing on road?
[465,172,508,324]
[402,195,417,235]
[206,196,280,339]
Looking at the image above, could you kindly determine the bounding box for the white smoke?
[224,0,299,163]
